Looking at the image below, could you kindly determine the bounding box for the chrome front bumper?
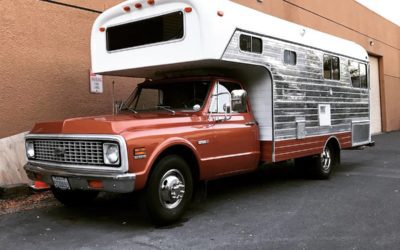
[24,163,135,193]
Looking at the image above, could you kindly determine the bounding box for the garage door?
[369,56,382,134]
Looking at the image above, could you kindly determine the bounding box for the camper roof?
[91,0,368,77]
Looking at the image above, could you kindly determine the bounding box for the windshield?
[122,80,211,113]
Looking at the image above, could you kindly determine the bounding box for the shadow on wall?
[0,132,31,186]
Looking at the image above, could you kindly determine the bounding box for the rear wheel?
[295,143,338,179]
[145,155,193,225]
[51,187,98,206]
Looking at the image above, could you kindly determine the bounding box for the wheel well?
[326,137,341,165]
[151,145,200,183]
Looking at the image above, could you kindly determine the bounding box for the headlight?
[103,143,120,165]
[26,141,35,159]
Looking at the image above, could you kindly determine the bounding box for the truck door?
[207,81,260,177]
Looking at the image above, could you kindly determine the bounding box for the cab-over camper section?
[91,0,372,164]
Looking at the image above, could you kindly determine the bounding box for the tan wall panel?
[383,76,400,131]
[0,0,138,138]
[369,56,382,134]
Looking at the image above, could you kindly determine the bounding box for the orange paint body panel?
[273,132,352,162]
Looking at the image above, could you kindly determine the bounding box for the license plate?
[52,176,71,190]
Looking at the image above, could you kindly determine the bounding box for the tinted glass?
[323,55,331,79]
[332,56,340,80]
[284,50,296,65]
[360,63,367,88]
[107,11,184,51]
[240,35,252,52]
[349,61,360,88]
[252,37,263,54]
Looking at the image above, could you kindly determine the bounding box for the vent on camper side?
[106,11,184,51]
[352,121,370,146]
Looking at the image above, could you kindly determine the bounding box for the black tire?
[310,144,337,179]
[295,144,338,180]
[51,187,99,206]
[145,155,193,225]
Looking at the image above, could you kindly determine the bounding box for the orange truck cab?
[24,77,260,224]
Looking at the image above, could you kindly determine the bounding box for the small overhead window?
[349,61,368,88]
[284,50,297,65]
[323,55,340,80]
[240,35,263,54]
[106,11,184,51]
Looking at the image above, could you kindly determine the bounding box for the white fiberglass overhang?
[91,0,369,77]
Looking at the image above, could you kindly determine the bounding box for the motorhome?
[24,0,373,224]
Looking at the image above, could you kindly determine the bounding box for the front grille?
[32,140,105,166]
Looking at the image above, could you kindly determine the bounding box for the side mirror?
[231,89,247,112]
[223,103,231,113]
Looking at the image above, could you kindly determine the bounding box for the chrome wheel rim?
[321,147,332,173]
[159,169,185,209]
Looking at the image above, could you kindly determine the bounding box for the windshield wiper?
[121,107,138,114]
[156,105,176,115]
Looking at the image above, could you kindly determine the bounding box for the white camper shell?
[91,0,372,161]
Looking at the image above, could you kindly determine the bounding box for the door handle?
[245,121,257,126]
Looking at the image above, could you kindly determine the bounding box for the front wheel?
[145,155,193,225]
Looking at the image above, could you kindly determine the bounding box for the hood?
[30,112,199,135]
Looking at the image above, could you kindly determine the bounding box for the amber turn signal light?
[134,147,147,159]
[88,180,104,189]
[147,0,155,5]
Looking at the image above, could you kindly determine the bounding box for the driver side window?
[209,82,245,113]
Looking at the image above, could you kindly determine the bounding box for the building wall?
[0,0,139,139]
[233,0,400,132]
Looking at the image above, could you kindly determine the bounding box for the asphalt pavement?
[1,132,400,249]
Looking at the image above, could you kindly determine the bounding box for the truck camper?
[24,0,373,224]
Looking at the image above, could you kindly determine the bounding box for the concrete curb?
[0,184,33,199]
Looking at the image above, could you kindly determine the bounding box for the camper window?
[349,62,368,89]
[240,35,263,54]
[284,50,297,65]
[106,11,184,51]
[349,61,360,88]
[360,63,367,88]
[323,55,340,80]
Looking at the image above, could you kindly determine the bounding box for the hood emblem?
[54,148,66,157]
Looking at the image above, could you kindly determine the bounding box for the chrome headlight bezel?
[25,141,35,159]
[103,143,120,165]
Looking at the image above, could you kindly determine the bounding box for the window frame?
[106,11,185,52]
[349,61,368,89]
[239,34,263,54]
[283,50,297,65]
[323,54,340,81]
